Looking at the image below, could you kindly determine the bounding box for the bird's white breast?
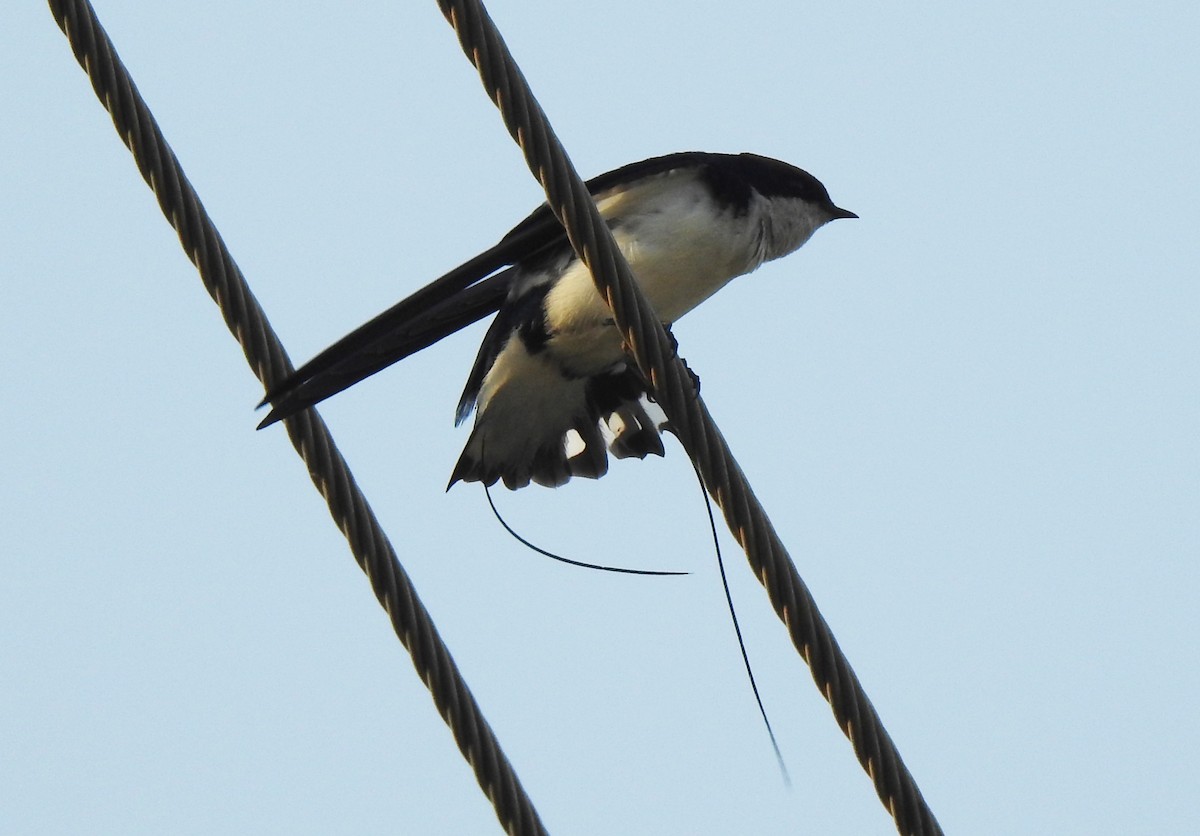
[519,168,832,382]
[538,172,765,371]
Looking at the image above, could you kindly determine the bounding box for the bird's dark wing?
[258,272,510,428]
[453,277,557,426]
[257,204,569,428]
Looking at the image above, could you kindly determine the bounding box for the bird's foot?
[662,325,700,398]
[664,323,680,354]
[680,357,701,398]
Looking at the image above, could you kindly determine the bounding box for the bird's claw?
[681,358,701,398]
[660,324,700,398]
[664,323,680,354]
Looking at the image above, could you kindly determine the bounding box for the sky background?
[3,2,1197,834]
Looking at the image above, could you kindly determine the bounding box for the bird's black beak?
[831,206,858,220]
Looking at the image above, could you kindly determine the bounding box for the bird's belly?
[540,217,755,376]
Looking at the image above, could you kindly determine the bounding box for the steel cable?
[47,2,548,833]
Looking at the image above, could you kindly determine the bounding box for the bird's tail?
[449,367,667,490]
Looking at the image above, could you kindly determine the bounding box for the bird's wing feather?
[259,211,555,396]
[454,278,554,426]
[258,271,513,428]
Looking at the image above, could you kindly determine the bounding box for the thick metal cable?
[46,2,548,834]
[436,2,944,833]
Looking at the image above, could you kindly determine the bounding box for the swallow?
[258,152,855,489]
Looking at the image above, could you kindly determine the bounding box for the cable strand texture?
[47,2,547,833]
[437,1,943,833]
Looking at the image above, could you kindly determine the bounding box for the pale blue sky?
[3,2,1197,834]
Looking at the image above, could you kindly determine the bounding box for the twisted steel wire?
[437,1,944,833]
[46,2,548,833]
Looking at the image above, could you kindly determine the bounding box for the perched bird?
[259,152,855,489]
